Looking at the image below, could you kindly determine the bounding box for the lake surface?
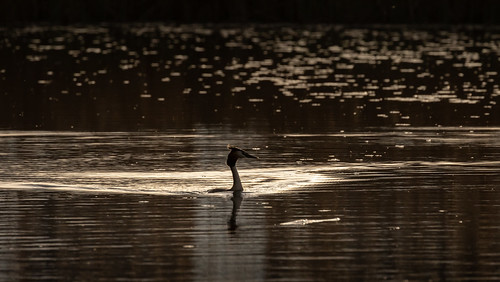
[1,128,499,281]
[0,24,499,281]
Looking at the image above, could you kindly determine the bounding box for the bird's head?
[226,145,258,167]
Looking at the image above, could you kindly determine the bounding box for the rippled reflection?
[227,190,243,231]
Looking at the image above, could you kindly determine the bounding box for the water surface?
[1,24,499,130]
[0,23,499,280]
[1,128,499,280]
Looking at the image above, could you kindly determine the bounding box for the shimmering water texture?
[1,24,500,280]
[0,24,499,130]
[1,129,499,280]
[0,131,332,195]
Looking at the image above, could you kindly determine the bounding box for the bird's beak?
[243,151,258,159]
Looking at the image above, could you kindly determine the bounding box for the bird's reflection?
[227,190,243,231]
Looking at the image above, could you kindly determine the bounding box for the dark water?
[0,24,500,281]
[1,24,499,131]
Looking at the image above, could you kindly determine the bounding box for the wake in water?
[1,128,499,196]
[0,166,335,196]
[1,160,498,195]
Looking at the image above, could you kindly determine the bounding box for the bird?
[226,145,258,191]
[208,145,258,193]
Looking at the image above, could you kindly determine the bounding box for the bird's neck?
[230,165,243,191]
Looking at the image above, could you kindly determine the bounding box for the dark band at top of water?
[0,24,498,131]
[1,1,499,24]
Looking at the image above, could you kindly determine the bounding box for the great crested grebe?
[208,145,258,193]
[226,145,258,191]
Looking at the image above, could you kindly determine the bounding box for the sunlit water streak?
[1,129,498,196]
[0,167,332,195]
[1,159,499,197]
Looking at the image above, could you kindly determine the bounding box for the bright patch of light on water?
[0,166,336,196]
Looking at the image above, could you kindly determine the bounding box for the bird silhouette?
[208,145,258,193]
